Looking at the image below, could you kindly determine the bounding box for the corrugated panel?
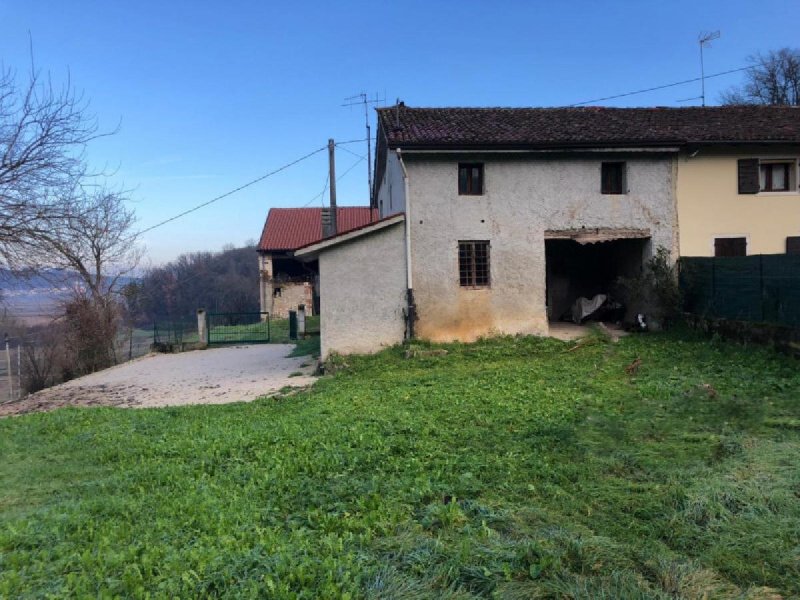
[258,207,378,251]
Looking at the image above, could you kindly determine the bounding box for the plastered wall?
[676,149,800,256]
[404,153,677,342]
[319,222,407,358]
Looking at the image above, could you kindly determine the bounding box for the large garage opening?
[545,234,650,324]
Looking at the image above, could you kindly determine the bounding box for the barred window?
[459,241,490,287]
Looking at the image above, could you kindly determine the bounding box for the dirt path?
[0,345,317,417]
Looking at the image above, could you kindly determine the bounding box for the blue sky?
[1,1,798,264]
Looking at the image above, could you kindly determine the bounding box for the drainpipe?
[397,148,416,339]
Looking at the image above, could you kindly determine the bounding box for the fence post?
[16,344,21,399]
[197,308,208,346]
[288,310,297,340]
[759,254,765,322]
[297,304,306,338]
[5,334,12,402]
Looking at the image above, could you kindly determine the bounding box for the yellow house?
[675,107,800,257]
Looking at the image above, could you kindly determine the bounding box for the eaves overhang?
[293,213,405,261]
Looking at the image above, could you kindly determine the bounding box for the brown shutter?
[714,237,747,257]
[737,158,760,194]
[787,236,800,255]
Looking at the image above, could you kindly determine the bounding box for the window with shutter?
[787,236,800,255]
[714,237,747,257]
[737,159,760,194]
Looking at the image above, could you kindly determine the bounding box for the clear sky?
[1,1,798,265]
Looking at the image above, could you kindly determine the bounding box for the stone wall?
[270,281,313,319]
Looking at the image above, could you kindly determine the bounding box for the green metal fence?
[207,312,271,344]
[680,255,800,328]
[153,320,199,345]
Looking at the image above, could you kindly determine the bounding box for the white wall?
[404,154,677,341]
[375,150,406,218]
[319,222,407,358]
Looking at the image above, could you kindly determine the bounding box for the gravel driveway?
[0,345,317,416]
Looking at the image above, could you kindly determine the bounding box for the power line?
[568,66,751,107]
[302,172,330,207]
[301,154,365,208]
[336,145,367,160]
[135,145,327,238]
[335,137,375,145]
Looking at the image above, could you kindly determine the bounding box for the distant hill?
[0,269,138,323]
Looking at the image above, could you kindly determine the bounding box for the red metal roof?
[258,207,378,251]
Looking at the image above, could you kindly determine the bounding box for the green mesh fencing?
[680,255,800,328]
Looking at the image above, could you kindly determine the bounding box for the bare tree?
[47,188,141,301]
[0,65,111,270]
[46,189,142,372]
[1,62,141,379]
[721,48,800,106]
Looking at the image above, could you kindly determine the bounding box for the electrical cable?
[567,66,752,107]
[135,145,327,238]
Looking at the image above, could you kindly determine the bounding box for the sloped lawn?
[1,330,798,598]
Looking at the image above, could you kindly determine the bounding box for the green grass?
[1,330,799,598]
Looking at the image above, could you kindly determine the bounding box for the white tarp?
[571,293,607,324]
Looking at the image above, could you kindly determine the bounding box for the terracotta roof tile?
[377,105,800,148]
[258,207,378,251]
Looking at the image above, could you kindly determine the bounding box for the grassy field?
[1,329,798,598]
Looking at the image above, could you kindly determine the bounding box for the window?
[714,237,746,257]
[273,287,282,298]
[787,236,800,255]
[458,241,490,287]
[738,158,797,194]
[601,162,626,194]
[760,162,791,192]
[458,163,483,195]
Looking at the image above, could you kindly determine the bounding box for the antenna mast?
[343,92,383,206]
[698,31,720,106]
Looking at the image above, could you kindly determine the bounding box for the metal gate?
[206,312,271,344]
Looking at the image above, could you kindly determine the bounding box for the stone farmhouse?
[290,104,800,357]
[256,206,377,317]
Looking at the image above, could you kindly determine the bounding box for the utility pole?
[343,92,384,208]
[699,31,720,107]
[326,138,337,237]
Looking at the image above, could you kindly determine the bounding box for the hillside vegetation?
[1,331,798,598]
[126,244,260,325]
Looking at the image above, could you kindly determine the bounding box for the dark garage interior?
[545,237,649,322]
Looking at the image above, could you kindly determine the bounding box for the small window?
[458,241,490,287]
[273,287,282,297]
[714,237,747,257]
[601,162,626,194]
[458,163,483,195]
[760,162,792,192]
[787,236,800,255]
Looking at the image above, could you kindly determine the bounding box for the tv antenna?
[698,30,720,106]
[342,92,384,206]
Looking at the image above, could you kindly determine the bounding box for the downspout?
[397,148,416,339]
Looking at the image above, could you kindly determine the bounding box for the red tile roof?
[258,207,378,252]
[377,105,800,149]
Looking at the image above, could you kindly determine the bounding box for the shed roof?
[258,207,378,252]
[377,104,800,149]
